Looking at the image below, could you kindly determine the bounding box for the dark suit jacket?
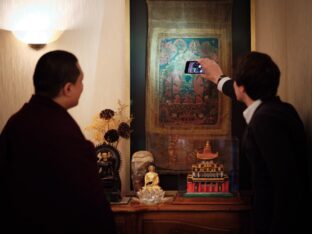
[222,80,309,234]
[0,95,117,234]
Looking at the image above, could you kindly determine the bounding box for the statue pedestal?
[136,188,165,205]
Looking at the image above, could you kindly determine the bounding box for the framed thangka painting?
[146,0,233,172]
[158,36,222,128]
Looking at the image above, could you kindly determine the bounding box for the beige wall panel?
[254,0,312,157]
[0,30,37,128]
[285,0,312,145]
[254,0,287,98]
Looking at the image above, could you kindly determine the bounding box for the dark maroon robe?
[0,95,117,233]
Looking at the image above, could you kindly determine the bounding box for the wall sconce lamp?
[12,30,63,49]
[5,1,68,49]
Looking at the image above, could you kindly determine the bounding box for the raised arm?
[198,58,236,99]
[198,58,224,84]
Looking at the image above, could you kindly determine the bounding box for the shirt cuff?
[217,77,231,92]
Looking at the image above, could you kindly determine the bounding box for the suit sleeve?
[221,79,236,100]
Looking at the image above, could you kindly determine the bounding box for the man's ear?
[238,84,246,94]
[62,82,73,97]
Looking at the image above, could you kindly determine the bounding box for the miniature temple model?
[187,141,229,193]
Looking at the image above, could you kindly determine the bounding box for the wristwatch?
[217,75,227,84]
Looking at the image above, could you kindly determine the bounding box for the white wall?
[254,0,312,156]
[0,0,131,193]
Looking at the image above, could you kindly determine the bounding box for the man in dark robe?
[0,50,117,233]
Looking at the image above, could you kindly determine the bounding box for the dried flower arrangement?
[85,101,131,149]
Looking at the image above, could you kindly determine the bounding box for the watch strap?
[217,75,227,84]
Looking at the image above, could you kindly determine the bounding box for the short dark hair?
[33,50,80,98]
[233,51,280,100]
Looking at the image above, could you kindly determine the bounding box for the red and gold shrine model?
[187,141,230,193]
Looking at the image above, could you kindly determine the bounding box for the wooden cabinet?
[112,195,251,234]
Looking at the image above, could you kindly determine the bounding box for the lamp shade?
[12,30,63,44]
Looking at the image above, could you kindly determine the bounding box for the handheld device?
[184,61,204,74]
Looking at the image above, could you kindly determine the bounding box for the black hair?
[233,51,280,101]
[33,50,80,98]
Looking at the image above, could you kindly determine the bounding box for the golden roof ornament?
[196,140,219,160]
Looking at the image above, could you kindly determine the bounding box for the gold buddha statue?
[137,163,165,204]
[143,164,161,191]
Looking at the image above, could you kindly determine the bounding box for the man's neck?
[52,96,69,109]
[243,95,255,107]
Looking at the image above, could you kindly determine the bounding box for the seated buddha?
[143,164,162,191]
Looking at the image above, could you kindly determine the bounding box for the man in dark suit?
[199,52,309,234]
[0,50,117,233]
